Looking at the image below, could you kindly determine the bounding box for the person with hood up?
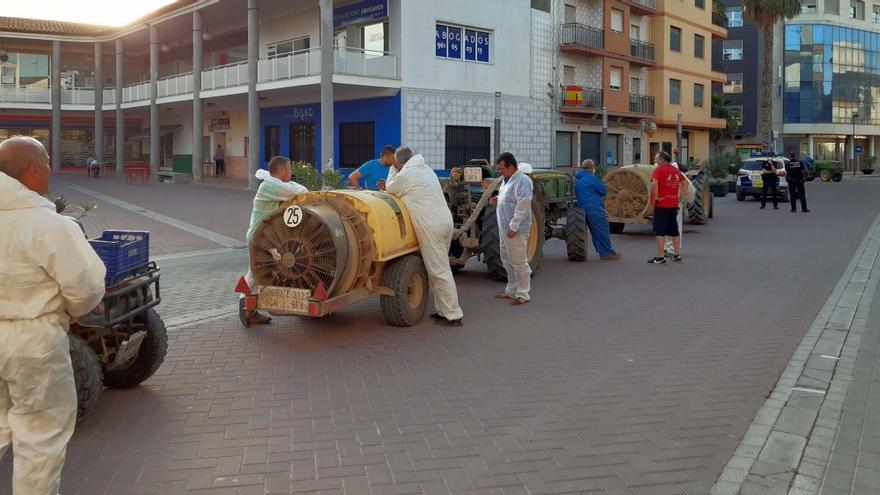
[574,159,620,260]
[0,136,106,495]
[241,156,309,324]
[385,147,463,327]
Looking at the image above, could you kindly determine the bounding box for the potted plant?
[705,157,730,197]
[861,156,876,175]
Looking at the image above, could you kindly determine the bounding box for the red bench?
[125,161,151,185]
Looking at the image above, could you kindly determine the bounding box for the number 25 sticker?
[284,205,303,227]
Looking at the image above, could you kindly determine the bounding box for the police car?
[735,157,790,202]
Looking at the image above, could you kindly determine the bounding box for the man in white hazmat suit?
[492,152,533,305]
[242,155,309,324]
[0,136,106,495]
[664,160,695,257]
[385,147,464,327]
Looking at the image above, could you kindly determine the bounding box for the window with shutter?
[610,67,622,91]
[611,9,624,33]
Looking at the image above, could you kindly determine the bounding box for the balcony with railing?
[629,38,656,64]
[629,94,655,115]
[559,86,603,113]
[122,81,150,103]
[158,73,194,98]
[628,0,657,14]
[61,89,95,105]
[560,23,604,51]
[0,86,51,105]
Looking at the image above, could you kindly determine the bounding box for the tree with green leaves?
[710,92,741,154]
[743,0,800,150]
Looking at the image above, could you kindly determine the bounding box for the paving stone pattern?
[1,180,879,495]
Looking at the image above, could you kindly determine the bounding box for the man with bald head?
[0,136,106,494]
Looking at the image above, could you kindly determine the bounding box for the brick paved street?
[2,177,880,495]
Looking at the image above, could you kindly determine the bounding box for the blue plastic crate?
[89,230,150,285]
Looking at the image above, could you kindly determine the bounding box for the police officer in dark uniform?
[785,158,810,213]
[760,159,780,210]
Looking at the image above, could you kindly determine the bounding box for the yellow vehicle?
[237,190,429,327]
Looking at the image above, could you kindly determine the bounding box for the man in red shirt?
[649,151,689,264]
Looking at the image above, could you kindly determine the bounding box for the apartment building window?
[611,9,624,33]
[445,126,490,168]
[730,105,744,126]
[563,65,575,85]
[824,0,838,14]
[633,137,642,163]
[801,2,818,13]
[670,26,682,52]
[724,73,743,93]
[265,126,280,160]
[564,4,576,23]
[631,23,641,40]
[850,0,866,19]
[339,122,375,168]
[874,4,880,22]
[723,40,744,60]
[610,67,623,90]
[630,76,641,95]
[694,34,705,58]
[695,0,705,9]
[726,8,743,27]
[436,23,492,63]
[670,79,681,104]
[267,36,310,58]
[694,83,704,107]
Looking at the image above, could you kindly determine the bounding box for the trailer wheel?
[687,172,709,225]
[565,207,588,262]
[69,334,103,422]
[103,308,168,389]
[609,222,625,234]
[380,254,429,327]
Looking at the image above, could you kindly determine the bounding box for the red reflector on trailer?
[234,276,251,293]
[313,281,329,301]
[308,302,319,317]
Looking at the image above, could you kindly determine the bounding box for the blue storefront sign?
[855,144,863,154]
[334,0,387,29]
[436,23,491,63]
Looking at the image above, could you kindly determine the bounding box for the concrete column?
[247,0,260,190]
[115,39,124,174]
[871,135,876,159]
[808,134,814,157]
[319,0,334,173]
[150,24,160,177]
[51,41,61,171]
[192,10,204,182]
[94,42,104,165]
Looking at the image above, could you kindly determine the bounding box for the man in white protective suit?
[0,136,106,495]
[385,147,464,327]
[241,155,309,324]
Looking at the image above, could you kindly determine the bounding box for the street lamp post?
[600,106,608,168]
[676,113,683,165]
[852,112,859,173]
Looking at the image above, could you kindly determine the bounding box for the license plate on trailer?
[257,286,311,313]
[463,167,483,183]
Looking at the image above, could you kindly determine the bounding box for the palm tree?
[710,93,740,153]
[743,0,800,150]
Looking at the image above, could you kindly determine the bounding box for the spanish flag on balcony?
[564,86,583,106]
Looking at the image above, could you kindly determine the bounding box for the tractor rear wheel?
[688,172,709,225]
[479,200,545,282]
[103,308,168,389]
[819,169,832,182]
[69,334,103,422]
[609,222,625,234]
[565,207,588,262]
[380,254,429,327]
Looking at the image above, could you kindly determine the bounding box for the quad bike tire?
[380,254,429,327]
[70,334,103,422]
[103,308,168,389]
[609,222,625,234]
[687,172,709,225]
[565,207,588,262]
[479,199,545,282]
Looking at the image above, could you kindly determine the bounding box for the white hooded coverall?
[0,172,106,495]
[386,155,464,321]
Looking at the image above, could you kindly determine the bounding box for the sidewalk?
[712,211,880,495]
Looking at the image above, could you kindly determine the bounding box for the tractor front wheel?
[565,207,588,262]
[380,254,429,327]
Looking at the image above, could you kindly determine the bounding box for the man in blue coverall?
[575,159,621,260]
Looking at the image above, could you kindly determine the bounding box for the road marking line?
[792,386,827,395]
[57,181,246,249]
[820,355,840,360]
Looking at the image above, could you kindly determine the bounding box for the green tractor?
[442,160,588,281]
[806,160,844,182]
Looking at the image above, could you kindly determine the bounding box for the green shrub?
[289,161,344,191]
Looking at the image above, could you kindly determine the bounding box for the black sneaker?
[760,205,766,209]
[791,209,797,212]
[647,257,666,264]
[802,209,811,213]
[434,317,463,327]
[774,205,779,210]
[429,313,444,322]
[672,255,682,262]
